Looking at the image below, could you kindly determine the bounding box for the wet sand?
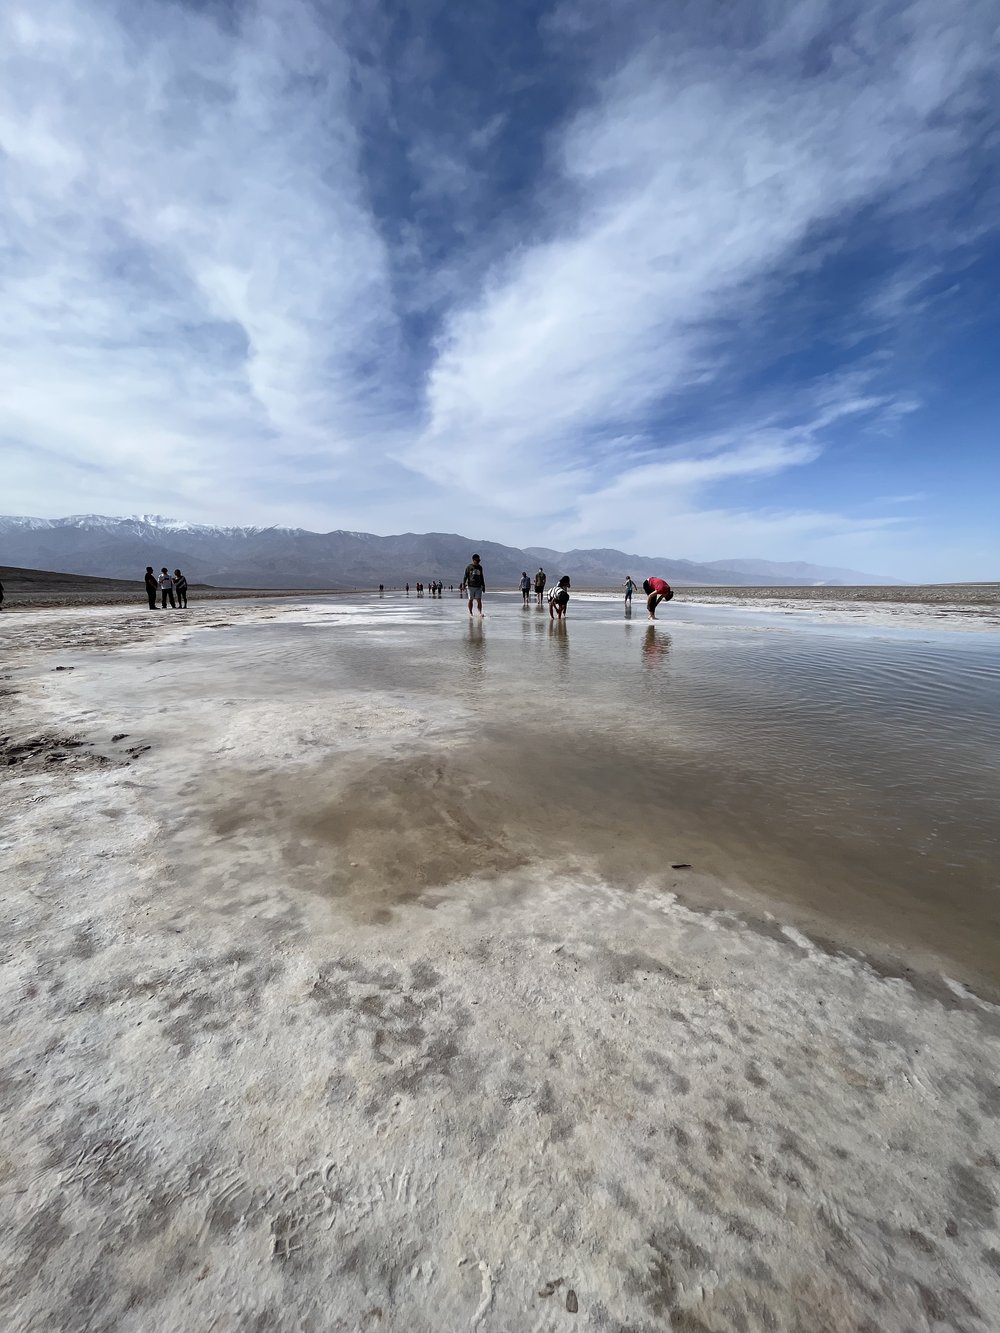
[2,598,1000,1331]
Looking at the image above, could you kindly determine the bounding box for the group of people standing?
[144,566,188,609]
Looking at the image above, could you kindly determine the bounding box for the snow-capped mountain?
[0,514,901,588]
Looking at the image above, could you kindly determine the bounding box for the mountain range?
[0,515,899,588]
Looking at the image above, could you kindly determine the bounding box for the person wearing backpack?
[464,554,486,616]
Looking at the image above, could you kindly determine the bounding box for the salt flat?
[2,596,999,1332]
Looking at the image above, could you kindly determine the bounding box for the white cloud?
[0,0,997,579]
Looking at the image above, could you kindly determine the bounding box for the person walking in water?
[173,570,188,608]
[519,571,531,606]
[158,567,176,609]
[464,554,486,616]
[534,568,547,605]
[144,566,158,609]
[548,575,571,621]
[624,575,636,606]
[642,576,673,620]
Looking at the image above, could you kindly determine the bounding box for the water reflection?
[641,625,671,669]
[548,620,570,680]
[463,619,486,681]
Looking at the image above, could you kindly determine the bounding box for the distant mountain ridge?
[0,515,900,588]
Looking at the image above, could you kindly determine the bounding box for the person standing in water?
[519,571,531,606]
[464,554,486,616]
[624,575,636,606]
[642,576,673,619]
[534,568,547,605]
[144,566,158,610]
[173,570,188,608]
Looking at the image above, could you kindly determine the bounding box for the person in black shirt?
[463,554,486,616]
[173,570,188,608]
[144,566,158,609]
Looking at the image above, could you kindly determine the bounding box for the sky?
[1,0,998,579]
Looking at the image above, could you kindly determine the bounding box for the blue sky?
[1,0,998,579]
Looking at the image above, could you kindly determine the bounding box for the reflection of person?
[624,575,636,605]
[519,571,531,606]
[534,568,547,605]
[173,570,188,608]
[548,574,571,621]
[144,566,158,610]
[464,554,486,616]
[641,625,670,667]
[642,576,673,619]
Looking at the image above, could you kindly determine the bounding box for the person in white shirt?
[158,567,176,609]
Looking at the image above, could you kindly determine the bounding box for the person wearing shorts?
[464,554,486,616]
[642,576,673,619]
[534,568,547,605]
[519,571,531,605]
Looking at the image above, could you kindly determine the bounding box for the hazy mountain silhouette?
[0,515,900,587]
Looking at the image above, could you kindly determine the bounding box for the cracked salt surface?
[2,597,1000,1331]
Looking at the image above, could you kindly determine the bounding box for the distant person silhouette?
[519,571,531,606]
[624,575,636,605]
[173,569,188,608]
[534,568,547,605]
[144,566,158,610]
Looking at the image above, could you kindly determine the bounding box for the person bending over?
[548,575,571,621]
[642,576,673,620]
[464,554,486,616]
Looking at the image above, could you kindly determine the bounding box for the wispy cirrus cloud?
[1,0,998,576]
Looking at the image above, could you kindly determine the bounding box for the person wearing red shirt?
[642,576,673,619]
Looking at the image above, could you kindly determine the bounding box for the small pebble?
[566,1289,578,1313]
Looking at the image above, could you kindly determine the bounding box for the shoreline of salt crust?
[2,602,999,1332]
